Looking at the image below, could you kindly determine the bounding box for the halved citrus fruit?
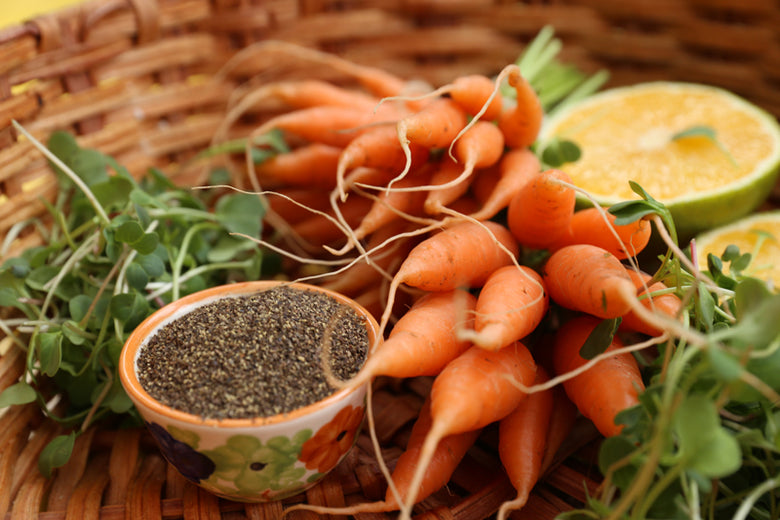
[695,210,780,289]
[539,82,780,237]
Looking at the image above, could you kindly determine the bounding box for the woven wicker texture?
[1,1,779,519]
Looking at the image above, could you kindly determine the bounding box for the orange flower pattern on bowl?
[298,404,365,472]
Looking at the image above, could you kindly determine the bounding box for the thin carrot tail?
[377,275,404,351]
[282,499,392,517]
[497,494,531,520]
[393,119,417,192]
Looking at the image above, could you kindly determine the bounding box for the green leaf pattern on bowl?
[168,424,201,448]
[201,429,314,496]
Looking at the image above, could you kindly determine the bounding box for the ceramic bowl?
[118,280,380,502]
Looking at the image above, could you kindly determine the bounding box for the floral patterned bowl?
[118,281,380,502]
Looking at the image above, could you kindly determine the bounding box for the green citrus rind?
[539,82,780,238]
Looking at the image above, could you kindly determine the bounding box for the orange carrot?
[336,125,429,199]
[391,220,519,293]
[253,143,343,188]
[447,74,505,120]
[550,207,653,260]
[539,382,578,475]
[328,166,408,250]
[507,168,576,250]
[378,73,503,121]
[497,367,554,520]
[216,77,402,144]
[552,314,645,437]
[256,79,383,111]
[395,98,469,180]
[352,284,412,325]
[429,120,505,195]
[447,192,482,216]
[386,398,482,510]
[340,165,432,250]
[453,119,505,168]
[339,165,398,195]
[320,220,416,296]
[620,269,683,337]
[542,244,636,319]
[497,66,544,149]
[291,195,373,246]
[400,341,537,517]
[423,156,474,215]
[281,397,481,516]
[262,188,332,226]
[399,97,469,149]
[460,265,548,351]
[470,164,501,208]
[254,105,399,148]
[468,147,540,221]
[347,289,477,386]
[530,334,580,475]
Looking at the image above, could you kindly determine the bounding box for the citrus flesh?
[539,82,780,237]
[695,210,780,290]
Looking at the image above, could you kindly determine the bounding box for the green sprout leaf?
[540,137,581,167]
[69,149,111,186]
[671,125,717,142]
[38,433,77,478]
[215,193,266,237]
[0,381,37,408]
[125,263,149,291]
[673,394,741,478]
[609,182,667,225]
[36,332,63,377]
[734,277,773,320]
[110,293,150,324]
[131,233,160,255]
[114,220,145,244]
[579,318,621,360]
[720,292,780,348]
[135,254,165,278]
[599,435,640,490]
[707,347,744,383]
[672,125,738,167]
[91,176,134,210]
[207,235,258,263]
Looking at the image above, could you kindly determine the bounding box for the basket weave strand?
[1,1,779,519]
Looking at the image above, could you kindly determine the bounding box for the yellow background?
[2,0,85,28]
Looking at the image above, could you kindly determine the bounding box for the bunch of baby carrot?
[217,41,684,519]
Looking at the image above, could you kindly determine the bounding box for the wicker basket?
[1,1,779,519]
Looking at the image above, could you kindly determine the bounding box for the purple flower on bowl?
[146,421,216,482]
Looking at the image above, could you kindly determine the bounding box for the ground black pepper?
[136,286,369,420]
